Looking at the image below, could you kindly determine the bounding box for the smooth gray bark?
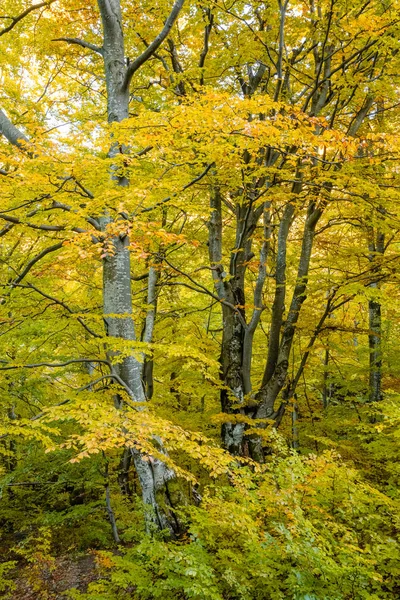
[0,109,29,149]
[102,234,145,404]
[97,0,184,534]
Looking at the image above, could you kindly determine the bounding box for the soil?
[11,554,99,599]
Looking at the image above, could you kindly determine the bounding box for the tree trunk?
[208,186,246,453]
[249,201,322,460]
[208,184,266,454]
[368,295,382,402]
[367,228,384,402]
[97,0,183,534]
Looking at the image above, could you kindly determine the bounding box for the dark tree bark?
[367,228,385,403]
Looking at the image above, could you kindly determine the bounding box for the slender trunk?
[368,295,382,402]
[249,202,322,460]
[367,228,384,402]
[142,264,160,399]
[118,448,132,497]
[291,400,299,450]
[104,459,120,544]
[7,405,17,472]
[208,185,266,454]
[208,187,247,453]
[322,348,330,408]
[242,203,271,394]
[263,203,294,386]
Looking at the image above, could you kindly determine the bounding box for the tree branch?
[0,109,30,149]
[0,358,110,371]
[163,257,247,328]
[123,0,185,91]
[10,282,102,339]
[139,162,213,214]
[0,213,87,233]
[0,1,56,37]
[10,242,63,287]
[52,37,104,56]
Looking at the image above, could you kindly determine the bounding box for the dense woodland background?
[1,0,400,598]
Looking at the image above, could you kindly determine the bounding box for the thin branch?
[199,9,214,86]
[0,1,56,37]
[77,373,138,399]
[0,223,15,238]
[163,257,247,328]
[139,162,213,214]
[0,359,110,371]
[10,282,102,339]
[0,213,87,233]
[52,37,104,56]
[302,39,378,113]
[10,242,63,287]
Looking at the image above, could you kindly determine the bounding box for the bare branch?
[0,213,88,233]
[0,223,14,238]
[0,358,110,371]
[139,162,213,214]
[52,37,104,56]
[199,9,214,86]
[10,282,102,339]
[163,257,247,328]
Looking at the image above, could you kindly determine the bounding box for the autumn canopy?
[1,0,400,598]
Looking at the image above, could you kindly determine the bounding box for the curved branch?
[163,257,247,328]
[0,213,87,233]
[10,282,102,339]
[139,162,213,214]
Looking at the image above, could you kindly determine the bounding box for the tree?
[0,0,189,534]
[0,3,400,590]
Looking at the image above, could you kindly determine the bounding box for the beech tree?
[0,0,189,534]
[1,2,400,595]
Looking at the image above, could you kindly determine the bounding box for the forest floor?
[12,554,98,599]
